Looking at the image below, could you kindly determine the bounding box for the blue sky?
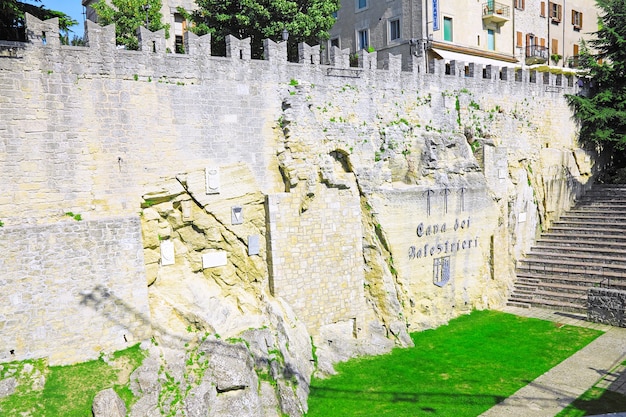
[24,1,86,37]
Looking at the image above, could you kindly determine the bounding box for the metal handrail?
[482,2,511,18]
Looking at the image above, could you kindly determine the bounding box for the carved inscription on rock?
[408,216,478,259]
[408,216,479,287]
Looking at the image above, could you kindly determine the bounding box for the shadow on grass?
[310,386,506,406]
[559,388,626,416]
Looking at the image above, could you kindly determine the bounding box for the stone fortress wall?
[0,12,600,375]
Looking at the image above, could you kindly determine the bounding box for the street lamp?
[282,28,289,42]
[142,4,151,27]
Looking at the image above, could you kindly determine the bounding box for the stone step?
[559,214,626,222]
[506,300,531,309]
[551,220,626,229]
[535,239,626,250]
[508,183,626,315]
[510,291,534,301]
[525,250,626,265]
[515,269,608,284]
[526,297,587,314]
[546,227,626,237]
[518,257,626,273]
[575,200,626,208]
[568,207,626,214]
[514,270,626,290]
[535,281,591,294]
[532,289,587,304]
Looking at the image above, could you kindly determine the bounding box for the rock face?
[0,377,16,399]
[92,388,126,417]
[134,164,313,416]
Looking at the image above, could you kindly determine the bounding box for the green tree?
[567,0,626,151]
[181,0,340,58]
[0,0,77,42]
[91,0,169,50]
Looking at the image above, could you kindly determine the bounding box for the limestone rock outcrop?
[92,388,127,417]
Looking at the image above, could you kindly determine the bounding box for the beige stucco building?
[82,0,195,52]
[329,0,599,69]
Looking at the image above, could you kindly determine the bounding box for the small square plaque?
[232,206,243,225]
[160,240,175,266]
[181,200,193,222]
[519,212,527,223]
[202,251,227,268]
[205,167,220,195]
[248,235,260,256]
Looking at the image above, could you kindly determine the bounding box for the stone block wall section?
[0,216,151,365]
[0,13,582,227]
[0,13,598,369]
[588,288,626,327]
[266,185,367,335]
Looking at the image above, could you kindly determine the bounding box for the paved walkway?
[479,306,626,417]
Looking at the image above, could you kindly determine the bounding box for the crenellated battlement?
[0,13,579,96]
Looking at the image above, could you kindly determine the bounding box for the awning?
[431,48,518,68]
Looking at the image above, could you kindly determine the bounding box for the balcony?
[482,2,510,24]
[525,45,548,65]
[567,55,581,68]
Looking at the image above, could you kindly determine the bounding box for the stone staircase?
[508,184,626,314]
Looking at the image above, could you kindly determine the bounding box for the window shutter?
[580,12,583,27]
[517,31,523,47]
[540,38,546,47]
[558,4,562,20]
[573,44,579,56]
[541,2,546,16]
[571,9,575,24]
[522,0,526,9]
[552,38,558,54]
[526,33,531,47]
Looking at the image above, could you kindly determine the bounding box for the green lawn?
[307,310,604,417]
[0,343,146,417]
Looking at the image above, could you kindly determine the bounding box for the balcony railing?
[525,44,548,65]
[567,55,581,68]
[482,2,510,24]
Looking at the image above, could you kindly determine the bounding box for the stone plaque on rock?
[433,256,451,287]
[231,206,243,225]
[202,251,227,268]
[205,167,220,195]
[248,235,260,256]
[160,240,175,266]
[181,200,193,222]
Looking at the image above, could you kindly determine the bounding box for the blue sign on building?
[433,0,440,31]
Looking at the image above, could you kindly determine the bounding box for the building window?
[330,37,340,49]
[550,2,562,22]
[515,0,525,10]
[389,19,400,41]
[443,17,453,42]
[572,10,583,29]
[358,29,369,50]
[487,29,495,51]
[357,0,367,10]
[552,38,559,54]
[174,13,186,54]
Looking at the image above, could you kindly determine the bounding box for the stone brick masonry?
[0,13,599,365]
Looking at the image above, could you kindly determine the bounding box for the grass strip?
[556,359,626,417]
[0,343,146,417]
[307,310,603,417]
